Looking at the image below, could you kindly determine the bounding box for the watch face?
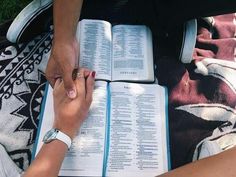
[43,129,58,143]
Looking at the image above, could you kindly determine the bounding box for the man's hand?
[46,0,84,99]
[52,68,95,139]
[46,38,79,98]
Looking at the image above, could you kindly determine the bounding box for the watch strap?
[56,130,72,149]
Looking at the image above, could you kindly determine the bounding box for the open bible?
[35,81,169,177]
[77,19,154,82]
[34,19,170,176]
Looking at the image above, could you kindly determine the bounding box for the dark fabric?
[0,20,12,36]
[154,0,236,29]
[80,0,236,28]
[0,20,12,49]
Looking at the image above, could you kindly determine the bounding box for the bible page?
[111,25,154,82]
[35,81,108,176]
[106,82,168,177]
[78,19,112,81]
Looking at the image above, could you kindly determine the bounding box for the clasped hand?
[52,68,95,139]
[46,38,80,99]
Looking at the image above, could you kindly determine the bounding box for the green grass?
[0,0,32,23]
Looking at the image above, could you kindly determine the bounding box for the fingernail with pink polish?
[67,89,76,98]
[91,71,96,78]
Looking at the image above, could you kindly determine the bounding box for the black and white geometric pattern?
[0,31,52,170]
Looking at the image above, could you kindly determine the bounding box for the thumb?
[62,69,77,99]
[85,71,95,103]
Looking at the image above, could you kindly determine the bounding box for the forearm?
[23,140,68,177]
[24,69,95,177]
[159,147,236,177]
[53,0,83,42]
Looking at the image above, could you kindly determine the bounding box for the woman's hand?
[52,68,95,139]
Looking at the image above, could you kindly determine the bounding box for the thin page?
[107,82,168,177]
[112,25,154,82]
[78,19,112,81]
[35,81,108,176]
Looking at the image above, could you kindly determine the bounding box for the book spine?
[102,82,111,177]
[164,86,172,170]
[31,82,49,161]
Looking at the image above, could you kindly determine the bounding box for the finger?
[85,71,96,103]
[84,68,91,78]
[54,78,62,89]
[53,78,62,97]
[45,56,61,88]
[62,67,77,99]
[47,73,62,87]
[47,76,56,88]
[75,44,80,68]
[72,68,79,81]
[75,68,86,97]
[75,68,91,79]
[45,67,56,88]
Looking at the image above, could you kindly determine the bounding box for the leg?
[154,0,236,29]
[80,0,156,26]
[149,0,236,61]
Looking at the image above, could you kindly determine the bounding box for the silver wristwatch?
[43,128,72,149]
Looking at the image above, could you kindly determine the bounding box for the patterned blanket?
[0,13,235,171]
[0,32,52,170]
[156,13,236,168]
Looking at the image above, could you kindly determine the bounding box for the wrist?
[51,37,79,57]
[53,34,76,45]
[53,33,76,45]
[54,127,76,140]
[53,122,79,139]
[43,128,72,149]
